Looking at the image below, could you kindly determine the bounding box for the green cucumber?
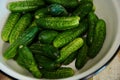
[72,1,93,19]
[38,30,58,44]
[29,43,60,60]
[16,45,42,78]
[3,26,39,59]
[1,13,21,41]
[36,16,80,30]
[63,51,77,65]
[53,22,88,48]
[87,19,106,58]
[48,4,68,16]
[75,39,89,69]
[87,12,98,46]
[7,0,45,12]
[34,55,60,70]
[41,67,74,79]
[45,0,79,8]
[9,13,32,44]
[56,38,84,63]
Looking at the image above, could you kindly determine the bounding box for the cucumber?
[63,51,77,65]
[9,13,32,44]
[16,45,42,78]
[34,55,60,70]
[75,39,89,69]
[1,13,21,41]
[48,4,68,16]
[36,16,80,30]
[53,22,88,48]
[7,0,45,12]
[3,26,39,59]
[35,8,49,19]
[72,1,93,19]
[56,38,84,63]
[40,67,74,79]
[38,30,58,44]
[87,12,98,46]
[45,0,79,8]
[30,20,37,27]
[87,19,106,58]
[29,43,60,60]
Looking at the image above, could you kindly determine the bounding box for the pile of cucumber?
[1,0,106,79]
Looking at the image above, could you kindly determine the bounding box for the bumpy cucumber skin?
[7,0,45,12]
[1,13,21,41]
[45,0,79,8]
[9,13,32,44]
[41,67,74,79]
[53,22,88,48]
[87,19,106,58]
[38,30,58,44]
[16,45,42,78]
[73,1,93,19]
[30,43,60,60]
[56,38,84,63]
[75,40,89,69]
[36,16,80,30]
[3,26,39,59]
[87,12,98,46]
[48,4,68,16]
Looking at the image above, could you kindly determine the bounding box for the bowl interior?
[0,0,120,80]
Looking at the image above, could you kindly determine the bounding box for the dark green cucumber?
[7,0,45,12]
[48,4,68,16]
[29,43,60,60]
[72,1,93,19]
[63,51,77,65]
[87,19,106,58]
[45,0,79,8]
[36,16,80,30]
[75,40,89,69]
[41,67,74,79]
[34,55,60,70]
[9,13,32,44]
[38,30,58,44]
[1,13,21,41]
[53,22,88,48]
[3,26,39,59]
[16,45,42,78]
[87,12,98,46]
[56,38,84,63]
[35,8,49,19]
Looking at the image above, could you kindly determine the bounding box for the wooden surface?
[0,50,120,80]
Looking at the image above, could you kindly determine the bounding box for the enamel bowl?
[0,0,120,80]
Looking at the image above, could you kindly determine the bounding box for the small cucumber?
[75,39,89,69]
[40,67,74,79]
[9,13,32,44]
[3,26,39,59]
[7,0,45,12]
[45,0,79,8]
[34,55,60,70]
[48,4,68,16]
[16,45,42,78]
[1,13,21,41]
[63,51,78,65]
[29,43,60,60]
[38,30,58,44]
[35,8,49,19]
[56,38,84,63]
[87,12,98,46]
[87,19,106,58]
[53,22,88,48]
[72,1,93,19]
[36,16,80,30]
